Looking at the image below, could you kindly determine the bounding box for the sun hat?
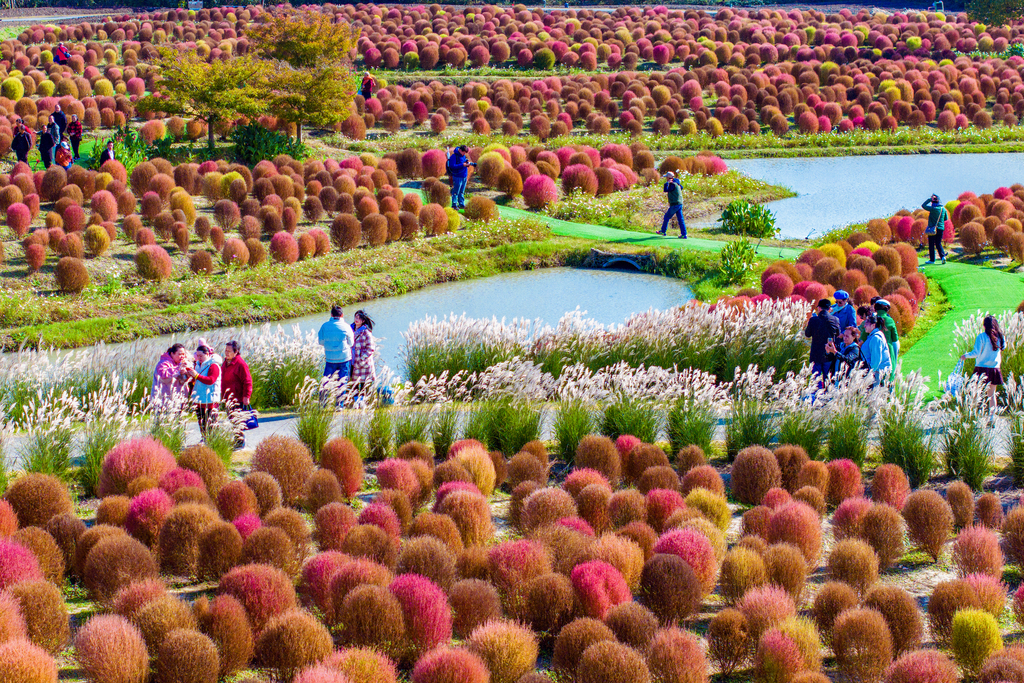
[834,290,849,301]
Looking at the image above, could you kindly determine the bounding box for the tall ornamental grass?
[725,367,780,459]
[1007,377,1024,486]
[80,378,140,496]
[295,376,339,461]
[941,375,995,490]
[879,374,934,487]
[554,399,595,465]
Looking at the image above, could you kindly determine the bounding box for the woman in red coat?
[221,341,253,445]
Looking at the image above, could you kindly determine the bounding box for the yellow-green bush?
[684,488,730,533]
[819,243,847,268]
[950,608,1002,675]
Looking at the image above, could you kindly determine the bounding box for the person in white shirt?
[961,315,1005,413]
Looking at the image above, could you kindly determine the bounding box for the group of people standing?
[13,104,84,169]
[804,291,900,386]
[152,340,253,444]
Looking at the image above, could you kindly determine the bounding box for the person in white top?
[961,315,1006,413]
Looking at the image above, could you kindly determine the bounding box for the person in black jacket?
[12,122,31,164]
[51,104,67,140]
[804,298,841,378]
[826,326,863,376]
[37,116,58,169]
[98,140,116,165]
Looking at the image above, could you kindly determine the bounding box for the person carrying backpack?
[922,194,947,265]
[446,145,475,210]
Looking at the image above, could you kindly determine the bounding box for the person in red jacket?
[221,340,253,445]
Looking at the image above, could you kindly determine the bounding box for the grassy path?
[499,205,1024,385]
[498,205,803,259]
[901,260,1024,383]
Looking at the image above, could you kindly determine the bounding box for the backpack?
[446,152,458,177]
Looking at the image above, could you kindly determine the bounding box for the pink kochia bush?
[125,488,173,546]
[522,175,557,209]
[219,563,298,632]
[412,646,489,683]
[570,560,632,619]
[74,614,150,683]
[98,437,177,496]
[389,574,452,656]
[652,528,718,594]
[0,538,43,590]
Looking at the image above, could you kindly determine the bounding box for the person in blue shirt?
[318,305,354,381]
[832,290,856,331]
[446,145,475,210]
[658,171,686,238]
[922,194,947,265]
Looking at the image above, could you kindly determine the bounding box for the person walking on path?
[318,305,354,381]
[658,171,686,238]
[861,315,892,386]
[804,298,841,378]
[53,42,71,65]
[153,343,190,404]
[832,290,856,331]
[350,309,377,393]
[12,122,31,164]
[872,298,900,371]
[187,345,222,439]
[67,114,83,160]
[360,71,376,100]
[446,145,474,210]
[961,314,1006,414]
[922,194,948,265]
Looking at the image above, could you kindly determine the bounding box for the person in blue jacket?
[832,290,856,331]
[318,305,354,381]
[860,315,892,386]
[446,145,475,210]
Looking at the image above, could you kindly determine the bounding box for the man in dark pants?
[12,123,31,164]
[446,145,474,210]
[804,298,841,379]
[51,104,67,140]
[37,116,57,169]
[922,194,947,265]
[658,171,686,238]
[67,114,82,160]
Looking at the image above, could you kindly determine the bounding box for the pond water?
[127,267,693,379]
[719,153,1024,239]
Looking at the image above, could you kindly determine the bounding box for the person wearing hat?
[872,297,899,372]
[804,298,841,379]
[360,71,376,100]
[860,315,892,386]
[832,290,856,331]
[658,171,686,238]
[922,194,947,265]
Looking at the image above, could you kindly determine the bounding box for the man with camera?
[658,171,686,238]
[445,145,476,210]
[922,193,947,265]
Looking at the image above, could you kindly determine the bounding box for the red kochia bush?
[75,614,150,683]
[562,164,599,197]
[826,459,864,506]
[270,232,299,264]
[0,639,57,683]
[652,528,717,594]
[218,563,298,633]
[389,573,452,657]
[766,502,823,566]
[953,525,1003,578]
[522,174,557,209]
[411,646,489,683]
[135,245,174,281]
[0,538,44,590]
[871,464,910,510]
[738,584,796,641]
[98,437,176,497]
[570,560,632,619]
[883,649,959,683]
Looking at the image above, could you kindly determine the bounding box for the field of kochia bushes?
[1,138,719,293]
[5,5,1024,148]
[0,402,1022,683]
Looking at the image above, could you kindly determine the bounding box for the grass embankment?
[326,123,1024,159]
[0,220,592,350]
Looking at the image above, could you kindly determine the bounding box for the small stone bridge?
[583,248,654,271]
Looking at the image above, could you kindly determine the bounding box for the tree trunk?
[296,121,302,143]
[207,116,216,152]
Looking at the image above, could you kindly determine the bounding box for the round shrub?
[449,579,502,638]
[157,504,218,578]
[251,435,315,507]
[826,459,864,506]
[522,174,557,209]
[218,563,297,633]
[411,647,489,683]
[953,525,1003,578]
[929,579,981,645]
[828,539,879,596]
[832,608,893,683]
[254,609,332,681]
[576,436,621,486]
[765,502,822,566]
[4,580,66,655]
[871,464,909,510]
[863,585,922,656]
[389,573,452,657]
[577,641,650,683]
[652,528,717,594]
[134,595,196,653]
[605,602,658,651]
[812,582,860,645]
[764,542,808,602]
[951,609,1002,676]
[552,618,617,678]
[720,546,767,604]
[320,438,364,499]
[902,490,952,561]
[860,503,905,569]
[83,535,158,604]
[198,522,243,581]
[336,584,405,659]
[3,474,72,528]
[883,650,958,683]
[270,232,299,264]
[156,629,219,683]
[0,639,57,683]
[731,447,782,505]
[467,620,538,683]
[323,647,398,683]
[75,614,150,683]
[0,539,42,590]
[135,245,173,281]
[737,585,796,641]
[570,560,631,619]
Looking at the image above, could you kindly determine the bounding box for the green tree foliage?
[136,48,270,151]
[967,0,1024,27]
[247,11,357,141]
